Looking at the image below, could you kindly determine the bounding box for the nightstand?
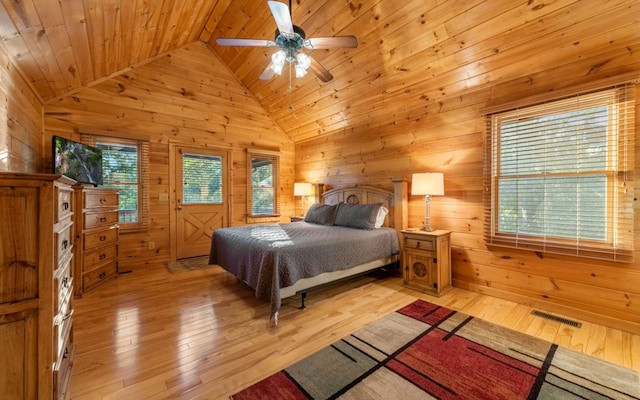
[400,229,452,296]
[289,216,305,222]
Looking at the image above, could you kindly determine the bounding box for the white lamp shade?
[294,182,313,196]
[411,172,444,196]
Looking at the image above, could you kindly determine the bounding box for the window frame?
[246,148,280,221]
[83,134,150,233]
[483,84,635,262]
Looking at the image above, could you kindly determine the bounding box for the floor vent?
[531,310,582,328]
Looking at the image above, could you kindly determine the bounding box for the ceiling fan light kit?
[215,0,358,83]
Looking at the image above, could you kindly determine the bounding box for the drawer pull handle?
[99,235,107,241]
[100,217,107,222]
[99,253,106,260]
[416,242,420,248]
[99,198,107,204]
[99,272,106,279]
[63,347,69,359]
[62,309,74,321]
[62,239,69,249]
[62,277,69,287]
[63,202,69,210]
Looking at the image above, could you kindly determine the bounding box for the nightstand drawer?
[404,236,434,251]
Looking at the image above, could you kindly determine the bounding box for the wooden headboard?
[320,181,407,230]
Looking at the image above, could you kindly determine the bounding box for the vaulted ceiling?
[0,0,638,143]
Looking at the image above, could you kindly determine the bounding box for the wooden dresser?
[0,172,75,399]
[73,186,119,297]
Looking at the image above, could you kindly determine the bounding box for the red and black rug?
[231,300,639,399]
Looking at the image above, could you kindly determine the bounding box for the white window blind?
[182,153,223,204]
[247,149,280,217]
[82,134,150,233]
[483,84,635,262]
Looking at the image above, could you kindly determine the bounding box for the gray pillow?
[304,203,338,225]
[334,202,383,230]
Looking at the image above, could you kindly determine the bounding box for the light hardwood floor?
[69,263,640,400]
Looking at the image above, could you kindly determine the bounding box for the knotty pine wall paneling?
[295,81,640,334]
[0,43,43,173]
[44,42,295,272]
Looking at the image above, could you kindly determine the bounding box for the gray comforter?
[209,222,400,316]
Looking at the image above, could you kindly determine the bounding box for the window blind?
[247,149,280,217]
[182,153,223,204]
[82,133,150,232]
[483,84,635,262]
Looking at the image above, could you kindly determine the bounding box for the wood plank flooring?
[69,263,640,399]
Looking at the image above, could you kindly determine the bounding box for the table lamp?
[411,172,444,231]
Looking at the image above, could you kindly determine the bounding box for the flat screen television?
[52,135,103,186]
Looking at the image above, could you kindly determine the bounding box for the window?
[483,85,635,262]
[82,134,149,233]
[182,153,223,204]
[247,148,280,218]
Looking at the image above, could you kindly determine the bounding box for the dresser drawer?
[55,223,74,264]
[84,191,119,209]
[83,227,118,249]
[55,186,73,223]
[54,304,73,364]
[83,245,118,271]
[54,257,73,313]
[84,210,119,230]
[404,236,434,251]
[83,261,117,292]
[53,339,74,400]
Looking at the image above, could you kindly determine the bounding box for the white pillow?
[375,206,388,228]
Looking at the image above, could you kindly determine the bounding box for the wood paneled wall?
[44,42,294,271]
[295,80,640,334]
[0,43,43,173]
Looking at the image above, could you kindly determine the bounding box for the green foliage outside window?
[182,154,223,204]
[97,142,139,223]
[251,163,275,214]
[496,106,609,241]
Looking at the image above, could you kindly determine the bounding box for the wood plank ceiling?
[0,0,638,143]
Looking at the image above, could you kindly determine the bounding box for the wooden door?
[174,147,229,259]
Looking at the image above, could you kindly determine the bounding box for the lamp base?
[422,194,434,233]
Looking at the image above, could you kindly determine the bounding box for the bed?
[209,183,407,324]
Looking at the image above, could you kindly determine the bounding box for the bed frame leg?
[300,292,307,309]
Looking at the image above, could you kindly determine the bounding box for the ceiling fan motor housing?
[275,25,306,61]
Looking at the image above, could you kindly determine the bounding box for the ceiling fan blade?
[260,63,276,80]
[216,38,273,47]
[267,1,294,35]
[308,56,333,82]
[306,36,358,49]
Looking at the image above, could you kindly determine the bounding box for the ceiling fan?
[215,0,358,82]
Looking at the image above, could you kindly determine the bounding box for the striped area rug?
[231,300,639,400]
